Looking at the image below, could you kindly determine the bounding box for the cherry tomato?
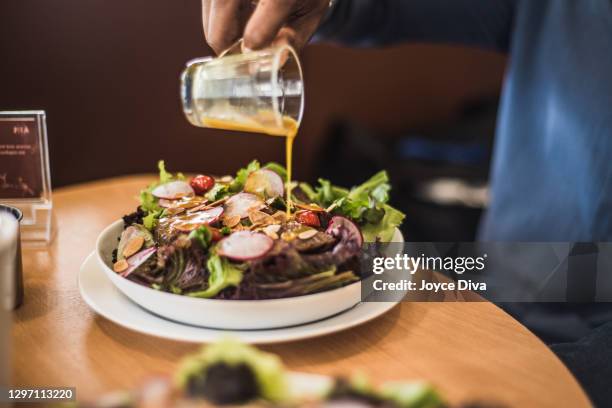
[209,227,222,242]
[190,175,215,195]
[296,210,321,227]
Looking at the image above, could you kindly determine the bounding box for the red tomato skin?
[210,227,222,242]
[296,211,321,227]
[190,175,215,195]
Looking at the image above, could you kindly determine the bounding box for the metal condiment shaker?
[0,204,24,310]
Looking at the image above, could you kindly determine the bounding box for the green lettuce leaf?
[298,179,349,207]
[142,210,161,230]
[158,160,173,184]
[139,188,159,214]
[298,182,318,201]
[187,254,244,298]
[319,179,349,207]
[347,171,388,201]
[361,204,405,242]
[299,172,386,217]
[205,183,229,201]
[188,226,213,249]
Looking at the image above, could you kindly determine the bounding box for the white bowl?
[96,220,403,330]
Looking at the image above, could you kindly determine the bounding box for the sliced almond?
[205,196,229,209]
[223,215,241,228]
[178,197,207,209]
[122,236,145,258]
[294,202,326,212]
[219,175,233,183]
[113,259,129,273]
[174,222,198,232]
[249,210,275,226]
[263,224,281,234]
[298,229,318,240]
[233,223,249,231]
[165,207,186,216]
[264,231,279,240]
[272,211,287,222]
[262,224,281,240]
[186,198,216,213]
[187,204,209,213]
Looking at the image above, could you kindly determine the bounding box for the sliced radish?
[122,247,157,277]
[217,231,274,261]
[172,206,224,231]
[224,192,265,219]
[152,181,195,200]
[244,169,284,198]
[326,216,363,247]
[187,206,223,224]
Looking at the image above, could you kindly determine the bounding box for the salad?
[111,160,405,300]
[80,340,449,408]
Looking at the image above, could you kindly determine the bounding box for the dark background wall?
[0,0,507,187]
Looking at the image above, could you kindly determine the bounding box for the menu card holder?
[0,111,53,245]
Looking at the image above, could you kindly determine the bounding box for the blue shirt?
[316,0,612,241]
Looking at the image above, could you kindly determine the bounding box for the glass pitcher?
[180,41,304,137]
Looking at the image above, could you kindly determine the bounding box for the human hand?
[202,0,331,54]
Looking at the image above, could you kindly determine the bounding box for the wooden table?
[12,176,591,407]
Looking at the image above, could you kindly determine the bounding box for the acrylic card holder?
[0,111,53,245]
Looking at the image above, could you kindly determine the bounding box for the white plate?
[96,219,403,330]
[79,252,399,344]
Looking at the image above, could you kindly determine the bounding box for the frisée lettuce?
[299,171,404,242]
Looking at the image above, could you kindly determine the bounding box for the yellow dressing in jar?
[181,42,303,216]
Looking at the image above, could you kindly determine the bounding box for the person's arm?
[316,0,517,52]
[201,0,516,55]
